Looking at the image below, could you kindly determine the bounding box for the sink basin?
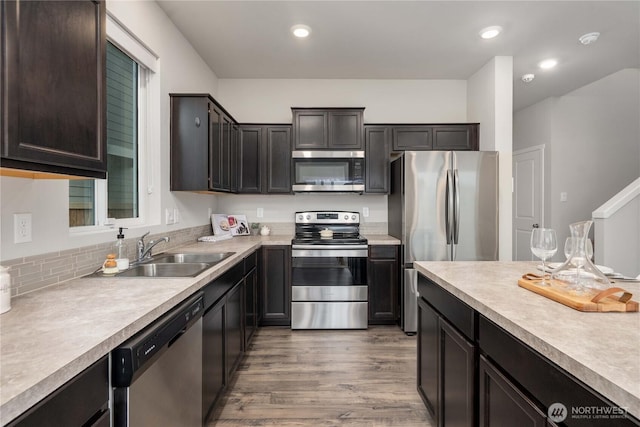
[91,251,236,278]
[152,252,234,265]
[116,262,211,278]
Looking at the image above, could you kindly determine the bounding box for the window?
[70,15,158,230]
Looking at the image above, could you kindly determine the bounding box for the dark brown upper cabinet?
[391,124,479,152]
[392,126,432,151]
[1,0,107,179]
[170,94,237,193]
[364,126,390,194]
[292,108,364,150]
[238,125,291,194]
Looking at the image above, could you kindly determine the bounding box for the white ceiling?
[156,0,640,112]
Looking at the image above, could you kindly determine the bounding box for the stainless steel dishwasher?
[112,292,204,427]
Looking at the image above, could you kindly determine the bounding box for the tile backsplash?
[2,225,209,297]
[1,221,388,297]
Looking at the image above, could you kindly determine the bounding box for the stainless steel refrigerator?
[388,151,499,334]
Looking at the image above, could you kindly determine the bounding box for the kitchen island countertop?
[414,261,640,420]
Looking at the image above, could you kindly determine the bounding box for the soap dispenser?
[115,227,129,270]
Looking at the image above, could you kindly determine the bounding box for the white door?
[513,145,544,261]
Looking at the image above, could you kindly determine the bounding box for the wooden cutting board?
[518,275,639,312]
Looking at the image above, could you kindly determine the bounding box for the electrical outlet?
[14,213,32,243]
[165,208,175,225]
[257,208,264,218]
[560,192,568,202]
[363,207,370,218]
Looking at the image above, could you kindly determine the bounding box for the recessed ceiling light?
[479,26,503,39]
[291,24,311,38]
[579,32,600,45]
[538,59,558,70]
[521,74,535,83]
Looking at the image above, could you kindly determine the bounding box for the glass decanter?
[551,220,610,293]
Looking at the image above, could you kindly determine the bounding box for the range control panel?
[295,211,360,225]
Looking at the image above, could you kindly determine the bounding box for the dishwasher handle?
[112,292,203,387]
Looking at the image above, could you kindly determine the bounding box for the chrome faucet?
[136,231,170,262]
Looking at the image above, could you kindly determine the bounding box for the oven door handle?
[292,248,368,258]
[292,244,368,250]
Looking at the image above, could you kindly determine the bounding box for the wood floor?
[209,326,434,426]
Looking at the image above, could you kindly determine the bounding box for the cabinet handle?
[195,117,201,127]
[532,224,539,229]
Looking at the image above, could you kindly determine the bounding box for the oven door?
[291,245,368,329]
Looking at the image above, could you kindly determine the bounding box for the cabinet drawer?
[244,251,257,274]
[417,274,475,341]
[478,315,640,426]
[369,245,397,259]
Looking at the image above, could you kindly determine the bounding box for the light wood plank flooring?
[209,326,434,426]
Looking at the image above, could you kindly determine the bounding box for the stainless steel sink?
[93,251,236,278]
[117,262,212,278]
[152,252,235,265]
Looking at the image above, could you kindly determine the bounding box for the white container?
[260,226,271,236]
[116,258,130,271]
[0,266,11,314]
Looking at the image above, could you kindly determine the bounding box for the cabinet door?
[220,115,233,191]
[225,282,243,381]
[237,126,262,193]
[417,297,440,422]
[365,126,390,193]
[1,0,107,178]
[260,246,292,326]
[328,110,363,149]
[367,246,398,324]
[392,126,432,151]
[209,106,223,191]
[441,319,476,427]
[244,267,257,348]
[230,123,239,192]
[170,96,210,191]
[294,110,327,149]
[479,355,546,427]
[432,125,478,151]
[202,300,224,423]
[265,126,292,193]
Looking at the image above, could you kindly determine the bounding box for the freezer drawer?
[291,302,368,329]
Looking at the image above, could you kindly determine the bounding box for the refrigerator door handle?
[445,169,453,245]
[453,168,460,244]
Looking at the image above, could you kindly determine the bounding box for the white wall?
[467,57,514,261]
[514,69,640,249]
[0,1,221,261]
[216,78,468,225]
[218,79,467,123]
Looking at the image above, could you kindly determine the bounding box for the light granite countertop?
[0,234,399,424]
[414,261,640,420]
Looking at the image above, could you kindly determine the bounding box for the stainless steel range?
[291,211,368,329]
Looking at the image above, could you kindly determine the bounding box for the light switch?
[257,208,264,218]
[560,192,568,202]
[363,207,370,218]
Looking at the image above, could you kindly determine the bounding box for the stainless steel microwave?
[291,151,365,193]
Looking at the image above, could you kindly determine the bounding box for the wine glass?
[530,228,558,286]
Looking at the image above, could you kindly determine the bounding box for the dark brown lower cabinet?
[418,273,640,427]
[479,355,546,427]
[243,253,258,349]
[202,299,224,423]
[225,282,243,380]
[260,246,291,326]
[7,356,109,426]
[367,245,399,324]
[418,297,440,420]
[417,296,475,427]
